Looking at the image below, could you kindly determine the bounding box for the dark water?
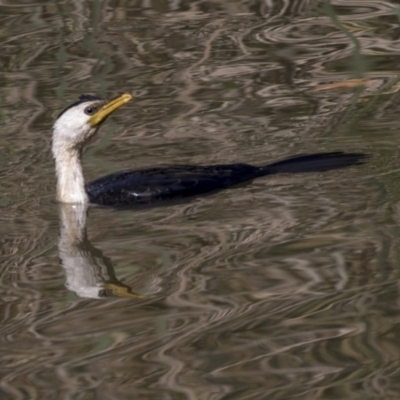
[2,0,400,398]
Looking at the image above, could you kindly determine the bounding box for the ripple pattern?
[0,1,399,399]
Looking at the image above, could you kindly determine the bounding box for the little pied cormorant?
[52,93,366,206]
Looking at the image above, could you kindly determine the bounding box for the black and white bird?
[52,93,366,207]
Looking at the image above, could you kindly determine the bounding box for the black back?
[85,152,367,207]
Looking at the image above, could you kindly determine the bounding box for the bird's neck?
[54,147,89,204]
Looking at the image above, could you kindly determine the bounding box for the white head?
[52,94,132,153]
[52,93,132,203]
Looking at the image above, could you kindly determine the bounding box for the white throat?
[54,148,88,203]
[52,139,89,204]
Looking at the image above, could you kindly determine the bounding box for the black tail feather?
[258,152,368,176]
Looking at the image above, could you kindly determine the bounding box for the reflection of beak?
[89,93,132,127]
[103,282,143,299]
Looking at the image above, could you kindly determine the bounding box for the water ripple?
[1,0,400,398]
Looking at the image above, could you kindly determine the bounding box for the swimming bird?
[52,93,366,206]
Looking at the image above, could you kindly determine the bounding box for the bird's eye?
[84,106,94,115]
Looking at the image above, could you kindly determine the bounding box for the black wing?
[86,164,259,206]
[85,153,367,206]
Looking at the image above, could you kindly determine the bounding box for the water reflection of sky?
[1,1,400,399]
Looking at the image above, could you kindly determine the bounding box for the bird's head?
[52,93,132,153]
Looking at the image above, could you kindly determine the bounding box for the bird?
[52,93,367,207]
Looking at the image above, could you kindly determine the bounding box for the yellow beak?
[89,93,132,127]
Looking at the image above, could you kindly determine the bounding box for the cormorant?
[52,93,366,206]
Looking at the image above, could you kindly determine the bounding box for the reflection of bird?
[58,204,141,299]
[52,93,367,206]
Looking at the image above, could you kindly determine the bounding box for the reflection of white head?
[58,204,140,299]
[62,247,110,299]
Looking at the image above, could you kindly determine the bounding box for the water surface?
[1,1,400,399]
